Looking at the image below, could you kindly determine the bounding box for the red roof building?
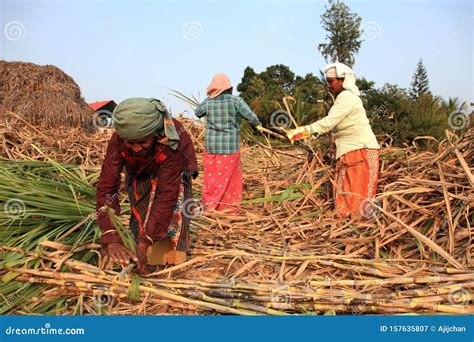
[88,100,117,113]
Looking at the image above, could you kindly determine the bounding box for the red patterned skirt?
[202,151,242,212]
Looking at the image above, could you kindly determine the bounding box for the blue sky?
[1,0,472,116]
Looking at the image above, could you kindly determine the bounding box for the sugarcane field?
[1,1,473,340]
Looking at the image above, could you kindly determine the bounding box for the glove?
[286,126,312,143]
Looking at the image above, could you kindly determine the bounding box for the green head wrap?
[112,98,180,149]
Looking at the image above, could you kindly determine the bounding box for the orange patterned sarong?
[334,148,379,218]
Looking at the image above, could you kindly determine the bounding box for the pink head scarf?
[207,73,233,98]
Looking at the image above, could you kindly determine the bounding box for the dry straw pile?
[0,60,95,131]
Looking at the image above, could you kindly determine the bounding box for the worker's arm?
[96,133,125,245]
[237,97,261,127]
[194,99,208,118]
[308,91,353,134]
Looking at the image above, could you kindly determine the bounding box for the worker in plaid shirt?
[195,73,262,212]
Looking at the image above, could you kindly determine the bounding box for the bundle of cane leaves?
[102,206,136,254]
[167,88,200,109]
[127,274,142,302]
[0,157,128,314]
[0,158,99,247]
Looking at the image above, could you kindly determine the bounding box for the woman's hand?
[106,242,137,266]
[135,240,151,274]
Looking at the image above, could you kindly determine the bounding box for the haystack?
[0,60,95,131]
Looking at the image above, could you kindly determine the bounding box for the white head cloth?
[324,62,360,96]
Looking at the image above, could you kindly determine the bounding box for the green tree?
[365,84,451,146]
[260,64,296,94]
[318,0,363,67]
[356,77,375,97]
[364,83,409,143]
[237,65,328,129]
[441,96,469,114]
[409,58,430,99]
[397,94,448,144]
[294,73,325,104]
[236,66,257,103]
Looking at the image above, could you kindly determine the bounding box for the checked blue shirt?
[195,94,261,154]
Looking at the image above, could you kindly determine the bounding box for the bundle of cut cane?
[2,244,472,315]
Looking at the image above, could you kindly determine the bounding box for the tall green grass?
[0,158,131,314]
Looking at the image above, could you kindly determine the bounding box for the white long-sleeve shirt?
[309,90,380,159]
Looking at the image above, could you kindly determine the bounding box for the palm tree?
[441,97,470,113]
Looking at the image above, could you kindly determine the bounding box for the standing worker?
[195,73,262,212]
[96,98,198,273]
[287,62,380,219]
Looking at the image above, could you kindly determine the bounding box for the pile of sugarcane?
[0,116,472,314]
[2,244,473,315]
